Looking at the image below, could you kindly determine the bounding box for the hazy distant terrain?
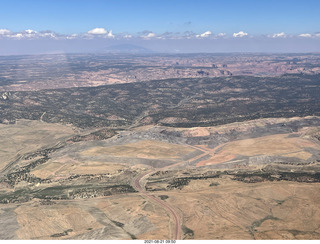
[0,53,320,240]
[1,53,320,91]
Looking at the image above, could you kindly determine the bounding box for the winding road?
[132,147,211,240]
[134,170,182,240]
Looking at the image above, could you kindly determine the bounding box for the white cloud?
[181,31,196,39]
[217,33,226,37]
[107,30,115,38]
[66,34,78,39]
[146,32,156,38]
[88,28,107,35]
[299,33,312,38]
[156,32,183,40]
[272,32,286,38]
[39,32,57,38]
[12,33,23,39]
[0,29,52,39]
[0,29,11,35]
[142,32,156,39]
[25,29,37,34]
[233,31,248,37]
[196,31,212,38]
[8,28,320,42]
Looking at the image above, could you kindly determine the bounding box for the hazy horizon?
[1,0,320,55]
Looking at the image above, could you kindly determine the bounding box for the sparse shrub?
[209,182,219,187]
[159,195,169,200]
[182,225,194,237]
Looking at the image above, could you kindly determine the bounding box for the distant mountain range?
[101,44,154,54]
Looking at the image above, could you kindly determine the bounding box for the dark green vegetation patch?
[1,74,319,128]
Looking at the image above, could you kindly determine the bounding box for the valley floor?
[1,116,320,239]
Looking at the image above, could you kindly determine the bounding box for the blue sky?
[1,0,320,35]
[1,0,320,54]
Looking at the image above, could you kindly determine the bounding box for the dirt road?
[133,145,220,240]
[134,170,181,239]
[132,146,210,240]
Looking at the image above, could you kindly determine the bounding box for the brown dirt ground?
[81,140,195,160]
[4,174,320,240]
[165,176,320,240]
[31,157,127,179]
[197,134,320,166]
[0,120,76,172]
[10,194,173,240]
[14,200,103,239]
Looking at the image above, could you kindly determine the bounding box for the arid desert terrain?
[0,53,320,240]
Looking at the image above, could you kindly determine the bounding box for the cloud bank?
[233,31,248,37]
[196,31,212,38]
[141,32,156,39]
[1,28,320,41]
[88,28,107,34]
[0,29,11,35]
[272,32,286,38]
[1,28,320,55]
[299,33,312,38]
